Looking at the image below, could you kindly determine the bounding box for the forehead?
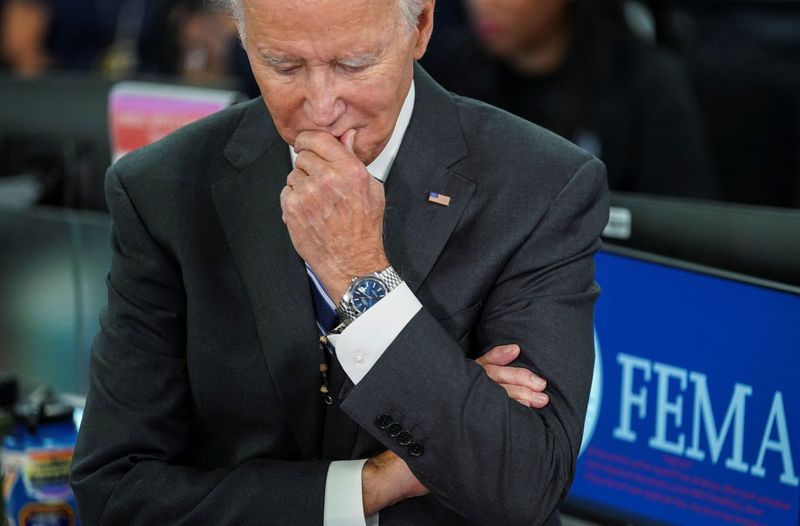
[244,0,402,55]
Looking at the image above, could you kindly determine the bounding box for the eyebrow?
[259,52,299,66]
[339,52,379,67]
[257,50,379,68]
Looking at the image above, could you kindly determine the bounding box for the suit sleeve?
[70,166,330,526]
[340,158,609,526]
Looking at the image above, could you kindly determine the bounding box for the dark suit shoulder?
[450,93,601,201]
[112,98,268,190]
[106,98,274,253]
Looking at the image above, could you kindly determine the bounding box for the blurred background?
[0,0,798,524]
[0,0,798,210]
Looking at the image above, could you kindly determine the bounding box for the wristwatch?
[337,266,403,326]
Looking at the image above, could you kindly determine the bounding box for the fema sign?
[570,251,800,526]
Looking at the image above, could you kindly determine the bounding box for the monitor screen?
[603,192,800,287]
[567,247,800,526]
[0,208,79,396]
[0,207,111,397]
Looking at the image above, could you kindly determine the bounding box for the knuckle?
[316,175,333,195]
[283,195,301,215]
[321,166,337,183]
[495,366,512,383]
[294,132,309,147]
[287,169,303,185]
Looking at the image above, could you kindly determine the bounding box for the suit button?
[375,414,393,430]
[397,430,412,446]
[387,423,403,438]
[408,442,425,457]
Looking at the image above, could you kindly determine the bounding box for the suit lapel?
[383,136,475,294]
[383,65,475,294]
[211,101,324,460]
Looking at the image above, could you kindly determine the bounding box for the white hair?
[223,0,425,42]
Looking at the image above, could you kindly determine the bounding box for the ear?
[412,0,435,60]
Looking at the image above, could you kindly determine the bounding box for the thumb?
[340,129,356,154]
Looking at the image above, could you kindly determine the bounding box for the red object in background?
[109,82,241,162]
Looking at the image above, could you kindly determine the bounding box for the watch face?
[351,278,388,313]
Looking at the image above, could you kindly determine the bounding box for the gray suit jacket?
[70,65,609,526]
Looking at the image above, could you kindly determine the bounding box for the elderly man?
[70,0,608,524]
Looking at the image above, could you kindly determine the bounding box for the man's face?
[241,0,432,165]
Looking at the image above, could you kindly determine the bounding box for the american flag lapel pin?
[428,192,451,207]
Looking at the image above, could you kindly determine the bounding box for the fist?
[280,129,389,301]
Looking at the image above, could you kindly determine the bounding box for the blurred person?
[669,5,800,207]
[0,0,121,74]
[137,0,258,94]
[1,0,51,74]
[423,0,719,199]
[70,0,609,524]
[137,0,238,83]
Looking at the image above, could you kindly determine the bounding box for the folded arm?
[340,158,609,525]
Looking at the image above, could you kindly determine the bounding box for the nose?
[303,68,346,129]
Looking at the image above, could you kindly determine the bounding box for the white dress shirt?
[290,82,423,526]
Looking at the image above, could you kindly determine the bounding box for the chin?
[354,142,381,166]
[356,150,378,166]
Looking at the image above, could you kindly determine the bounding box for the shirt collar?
[290,81,415,184]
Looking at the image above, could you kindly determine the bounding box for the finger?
[294,130,350,162]
[502,384,550,409]
[483,363,547,391]
[295,150,332,179]
[286,168,310,190]
[279,184,296,222]
[340,128,356,153]
[476,344,520,366]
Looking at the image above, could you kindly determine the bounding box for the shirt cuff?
[323,459,377,526]
[328,282,422,385]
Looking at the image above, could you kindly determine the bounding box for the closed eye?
[338,63,369,74]
[337,53,377,74]
[258,52,302,76]
[273,65,302,76]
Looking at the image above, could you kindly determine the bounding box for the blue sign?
[569,250,800,526]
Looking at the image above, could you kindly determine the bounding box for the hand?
[362,450,428,516]
[280,129,388,301]
[476,344,549,408]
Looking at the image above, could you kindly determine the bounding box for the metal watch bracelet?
[336,266,402,327]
